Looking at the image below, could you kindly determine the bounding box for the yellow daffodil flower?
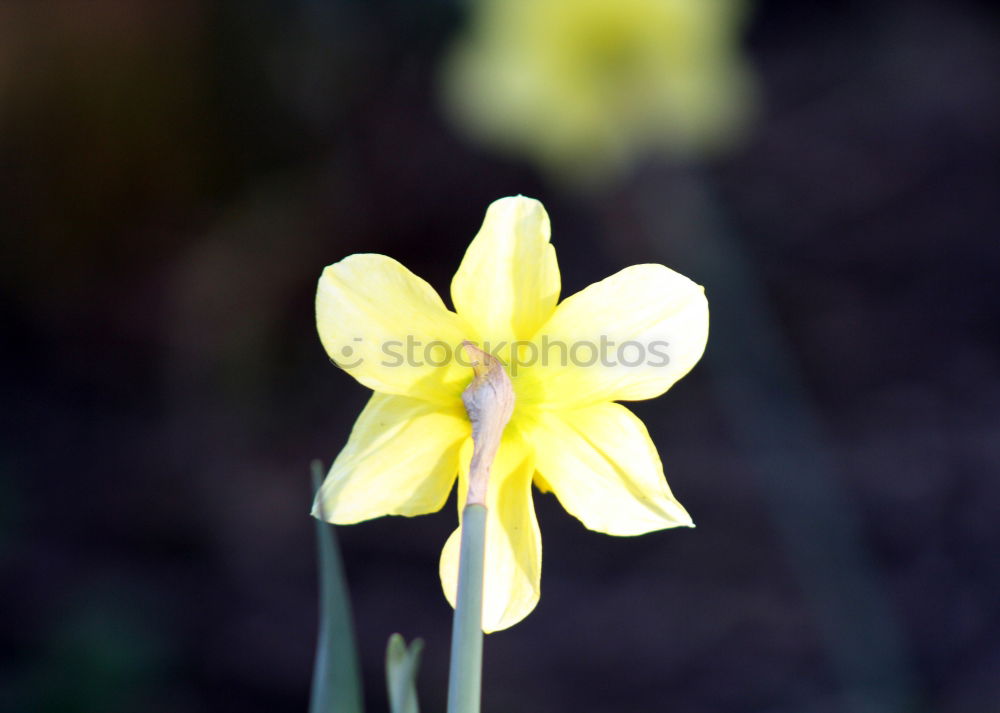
[313,196,708,631]
[441,0,756,182]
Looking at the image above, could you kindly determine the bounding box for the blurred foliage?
[7,587,170,713]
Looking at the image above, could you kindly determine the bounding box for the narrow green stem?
[446,503,487,713]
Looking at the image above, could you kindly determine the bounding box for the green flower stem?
[446,503,488,713]
[448,342,512,713]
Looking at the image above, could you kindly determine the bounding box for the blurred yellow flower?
[313,196,708,630]
[441,0,756,182]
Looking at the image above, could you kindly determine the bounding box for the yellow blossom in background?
[441,0,756,182]
[313,196,708,631]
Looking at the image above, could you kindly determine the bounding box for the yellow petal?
[520,263,708,407]
[451,196,560,345]
[316,254,472,404]
[526,402,692,535]
[440,427,541,632]
[312,393,469,524]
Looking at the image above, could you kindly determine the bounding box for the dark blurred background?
[2,0,999,712]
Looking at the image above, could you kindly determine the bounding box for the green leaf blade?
[309,460,364,713]
[386,633,424,713]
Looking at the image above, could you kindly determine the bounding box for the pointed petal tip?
[485,195,549,230]
[667,505,695,530]
[491,193,541,208]
[309,502,324,521]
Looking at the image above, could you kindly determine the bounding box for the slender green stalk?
[447,342,511,713]
[446,503,488,713]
